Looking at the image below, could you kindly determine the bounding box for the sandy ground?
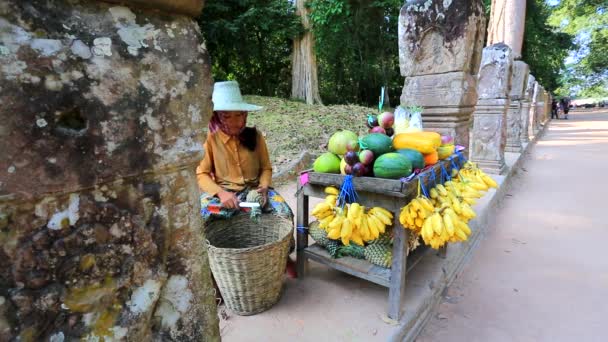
[417,110,608,342]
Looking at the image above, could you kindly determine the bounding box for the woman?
[196,81,296,277]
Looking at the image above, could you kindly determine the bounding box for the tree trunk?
[291,0,323,105]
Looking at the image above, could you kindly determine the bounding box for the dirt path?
[417,110,608,341]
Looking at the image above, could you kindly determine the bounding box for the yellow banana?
[456,220,472,236]
[312,202,332,216]
[368,214,386,234]
[436,184,448,197]
[367,215,380,239]
[461,203,477,219]
[340,218,353,241]
[430,188,439,199]
[455,229,468,241]
[415,218,423,228]
[324,186,339,195]
[328,215,344,231]
[319,214,335,230]
[431,213,443,235]
[372,210,392,225]
[327,226,341,239]
[421,218,433,243]
[372,207,393,219]
[451,198,462,215]
[410,199,423,213]
[351,231,364,246]
[481,174,498,188]
[419,197,435,212]
[443,213,455,237]
[325,195,337,205]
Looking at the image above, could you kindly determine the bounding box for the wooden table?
[296,156,461,320]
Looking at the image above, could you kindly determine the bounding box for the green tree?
[199,1,302,97]
[549,0,607,97]
[308,0,403,106]
[521,0,574,92]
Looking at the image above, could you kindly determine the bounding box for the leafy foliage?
[521,0,574,92]
[549,0,607,97]
[198,1,302,97]
[308,0,403,106]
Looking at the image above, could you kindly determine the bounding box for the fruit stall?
[296,108,497,320]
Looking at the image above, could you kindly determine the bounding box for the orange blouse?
[196,129,273,195]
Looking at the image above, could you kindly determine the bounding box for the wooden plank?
[308,173,403,193]
[296,189,309,278]
[388,215,408,320]
[303,185,406,212]
[304,245,391,287]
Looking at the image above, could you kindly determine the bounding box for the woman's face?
[218,111,246,135]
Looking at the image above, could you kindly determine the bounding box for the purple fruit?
[359,150,374,166]
[378,112,395,129]
[344,164,353,175]
[366,114,379,128]
[345,140,360,152]
[385,127,394,137]
[352,162,366,177]
[344,150,360,166]
[369,126,386,134]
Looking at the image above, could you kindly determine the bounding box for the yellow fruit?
[327,226,341,239]
[319,215,335,230]
[421,218,433,242]
[341,218,353,239]
[324,186,339,195]
[419,197,435,212]
[372,210,392,225]
[325,195,337,205]
[415,218,423,228]
[368,214,386,234]
[481,174,498,188]
[457,220,472,236]
[430,188,439,199]
[328,216,344,231]
[455,229,468,241]
[410,199,423,213]
[372,207,393,219]
[461,203,477,219]
[431,213,443,235]
[312,202,331,216]
[443,213,455,237]
[351,231,364,246]
[436,184,448,197]
[451,198,462,215]
[367,216,380,239]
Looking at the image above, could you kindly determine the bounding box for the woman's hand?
[257,186,269,207]
[218,190,239,209]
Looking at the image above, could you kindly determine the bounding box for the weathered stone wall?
[398,0,486,149]
[505,61,529,152]
[0,0,220,340]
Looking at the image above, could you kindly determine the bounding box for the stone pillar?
[470,43,513,174]
[398,0,486,150]
[525,74,536,140]
[536,85,547,127]
[487,0,527,59]
[505,61,529,152]
[531,82,541,134]
[521,74,536,143]
[0,1,221,341]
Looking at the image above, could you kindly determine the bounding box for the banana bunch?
[312,187,394,247]
[399,196,435,233]
[420,207,472,249]
[453,161,498,191]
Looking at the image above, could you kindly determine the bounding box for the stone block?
[509,61,529,100]
[399,0,485,77]
[0,1,219,340]
[469,99,509,174]
[477,43,513,100]
[505,102,523,152]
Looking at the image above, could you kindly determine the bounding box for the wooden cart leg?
[296,190,309,278]
[437,245,448,259]
[388,217,408,320]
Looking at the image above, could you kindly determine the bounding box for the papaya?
[392,132,441,154]
[423,151,439,166]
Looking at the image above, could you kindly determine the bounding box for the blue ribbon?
[297,225,308,234]
[420,174,430,198]
[338,175,358,207]
[440,164,451,183]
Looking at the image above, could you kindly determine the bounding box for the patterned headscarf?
[208,111,257,151]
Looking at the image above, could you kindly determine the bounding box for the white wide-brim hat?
[212,81,263,112]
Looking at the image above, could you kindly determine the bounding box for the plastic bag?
[407,106,424,132]
[393,106,410,135]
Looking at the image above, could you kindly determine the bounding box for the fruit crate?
[296,154,462,320]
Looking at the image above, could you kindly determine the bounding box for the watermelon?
[359,133,393,157]
[373,153,412,179]
[395,148,425,170]
[313,152,341,173]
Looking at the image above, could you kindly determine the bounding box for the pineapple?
[368,228,393,246]
[309,221,329,247]
[326,240,340,258]
[364,244,393,268]
[337,244,365,259]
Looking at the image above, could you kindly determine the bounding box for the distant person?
[551,98,559,119]
[560,98,570,120]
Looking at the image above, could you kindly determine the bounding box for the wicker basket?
[205,213,293,315]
